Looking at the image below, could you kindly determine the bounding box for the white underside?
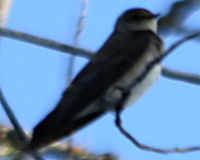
[104,63,161,107]
[75,42,163,119]
[75,64,161,119]
[126,64,161,105]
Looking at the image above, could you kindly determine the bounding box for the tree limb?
[162,67,200,85]
[127,32,200,90]
[0,27,93,58]
[67,0,89,84]
[115,110,200,154]
[0,89,44,160]
[114,31,200,154]
[0,27,200,86]
[0,89,27,143]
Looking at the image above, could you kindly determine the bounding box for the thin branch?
[74,0,88,46]
[169,26,200,39]
[0,27,93,58]
[128,32,200,89]
[0,123,116,160]
[162,67,200,85]
[163,32,200,59]
[67,0,88,84]
[0,89,27,142]
[115,110,200,154]
[114,32,200,154]
[0,89,44,160]
[0,27,200,86]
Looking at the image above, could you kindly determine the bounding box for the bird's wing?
[28,110,105,150]
[29,30,162,149]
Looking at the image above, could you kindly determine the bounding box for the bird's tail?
[23,110,104,151]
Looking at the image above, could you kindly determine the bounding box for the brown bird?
[26,8,164,150]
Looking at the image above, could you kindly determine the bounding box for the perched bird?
[27,8,164,150]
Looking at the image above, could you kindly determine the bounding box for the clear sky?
[0,0,200,160]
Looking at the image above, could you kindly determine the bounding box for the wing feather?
[29,30,162,149]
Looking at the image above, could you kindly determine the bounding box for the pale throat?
[129,20,157,32]
[116,19,158,33]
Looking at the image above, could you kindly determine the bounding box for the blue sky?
[0,0,200,160]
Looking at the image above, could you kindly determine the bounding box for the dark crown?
[121,8,158,21]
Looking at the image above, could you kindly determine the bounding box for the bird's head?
[115,8,160,33]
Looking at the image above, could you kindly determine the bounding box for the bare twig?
[67,0,88,84]
[0,89,27,143]
[0,27,200,86]
[114,31,200,153]
[128,32,200,90]
[74,0,88,46]
[0,89,44,160]
[115,110,200,154]
[0,124,116,160]
[169,27,200,42]
[0,27,93,58]
[0,1,44,159]
[163,32,200,58]
[162,67,200,85]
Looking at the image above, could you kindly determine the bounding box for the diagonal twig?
[115,110,200,154]
[0,27,93,58]
[0,27,200,86]
[128,32,200,89]
[0,89,44,160]
[114,31,200,154]
[0,1,44,158]
[0,89,28,143]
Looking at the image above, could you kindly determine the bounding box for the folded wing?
[28,30,160,149]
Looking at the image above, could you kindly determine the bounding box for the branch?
[114,32,200,153]
[0,27,200,86]
[162,67,200,85]
[67,0,89,84]
[73,0,88,46]
[163,32,200,58]
[0,123,117,160]
[0,89,27,142]
[0,89,44,160]
[115,110,200,154]
[127,32,200,91]
[0,27,93,58]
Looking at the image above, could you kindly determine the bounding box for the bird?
[26,8,164,150]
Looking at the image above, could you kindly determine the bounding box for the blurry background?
[0,0,200,159]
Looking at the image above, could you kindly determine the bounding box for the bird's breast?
[75,43,163,118]
[121,64,161,105]
[103,43,162,109]
[103,64,161,107]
